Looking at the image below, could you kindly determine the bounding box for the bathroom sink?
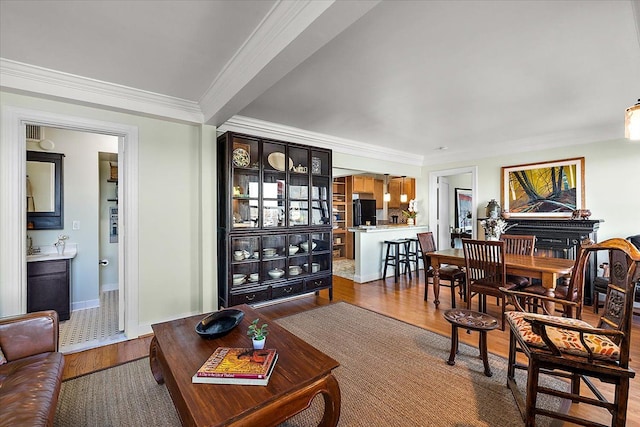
[26,254,50,261]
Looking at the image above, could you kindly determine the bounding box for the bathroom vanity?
[26,246,77,321]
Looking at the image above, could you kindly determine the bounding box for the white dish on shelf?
[267,152,293,172]
[232,274,246,285]
[268,268,285,279]
[300,241,317,252]
[289,265,302,276]
[303,263,321,273]
[263,247,277,257]
[248,273,260,282]
[288,245,299,255]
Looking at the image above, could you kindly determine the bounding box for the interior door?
[437,177,451,250]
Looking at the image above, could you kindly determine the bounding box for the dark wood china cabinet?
[217,132,333,308]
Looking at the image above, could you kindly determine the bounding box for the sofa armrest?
[0,310,59,361]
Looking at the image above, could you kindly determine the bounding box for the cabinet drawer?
[229,286,271,306]
[27,259,68,276]
[305,275,332,291]
[271,281,304,299]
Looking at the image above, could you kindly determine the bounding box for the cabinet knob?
[245,294,256,301]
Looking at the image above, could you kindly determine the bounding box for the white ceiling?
[1,0,639,165]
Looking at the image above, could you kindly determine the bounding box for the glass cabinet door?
[311,150,330,176]
[230,236,260,287]
[231,136,260,229]
[262,172,285,228]
[289,173,309,227]
[231,169,259,229]
[262,234,286,282]
[311,175,330,225]
[287,233,309,278]
[311,232,332,273]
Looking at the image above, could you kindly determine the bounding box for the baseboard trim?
[71,298,100,311]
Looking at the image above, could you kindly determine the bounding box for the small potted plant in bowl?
[247,319,269,349]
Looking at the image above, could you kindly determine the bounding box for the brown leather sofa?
[0,310,64,427]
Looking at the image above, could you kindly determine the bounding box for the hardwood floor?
[62,274,640,426]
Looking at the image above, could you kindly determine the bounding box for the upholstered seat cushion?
[505,311,620,362]
[0,351,64,427]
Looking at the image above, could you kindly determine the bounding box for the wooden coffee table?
[150,304,341,426]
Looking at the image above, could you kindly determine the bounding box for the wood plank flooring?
[62,274,640,426]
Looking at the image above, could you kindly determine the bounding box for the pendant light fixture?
[400,176,408,203]
[383,174,391,202]
[625,99,640,140]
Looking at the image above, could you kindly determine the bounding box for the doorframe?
[428,166,478,248]
[0,106,140,339]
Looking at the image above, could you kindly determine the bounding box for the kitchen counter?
[348,225,429,282]
[26,243,78,262]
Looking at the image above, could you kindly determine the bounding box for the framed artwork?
[501,157,585,218]
[454,188,472,231]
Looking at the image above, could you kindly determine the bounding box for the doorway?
[0,106,140,344]
[428,166,478,251]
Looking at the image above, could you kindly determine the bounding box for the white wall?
[421,138,640,241]
[1,91,208,334]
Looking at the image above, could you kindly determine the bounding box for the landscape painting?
[501,157,585,218]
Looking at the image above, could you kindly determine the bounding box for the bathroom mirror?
[26,151,64,229]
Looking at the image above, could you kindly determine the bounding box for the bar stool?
[382,239,411,283]
[406,237,421,279]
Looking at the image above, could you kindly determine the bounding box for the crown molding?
[199,0,334,123]
[0,58,203,123]
[219,115,425,166]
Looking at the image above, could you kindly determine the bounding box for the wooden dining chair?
[501,238,639,427]
[462,239,520,330]
[417,232,466,307]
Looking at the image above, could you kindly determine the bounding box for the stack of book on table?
[192,347,278,386]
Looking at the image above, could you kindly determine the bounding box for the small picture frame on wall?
[501,157,585,218]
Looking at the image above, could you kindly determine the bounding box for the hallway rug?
[55,302,567,426]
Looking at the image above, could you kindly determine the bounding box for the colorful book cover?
[195,347,277,379]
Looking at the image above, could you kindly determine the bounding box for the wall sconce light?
[383,174,391,202]
[400,176,408,203]
[625,99,640,140]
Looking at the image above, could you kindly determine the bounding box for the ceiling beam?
[200,0,380,126]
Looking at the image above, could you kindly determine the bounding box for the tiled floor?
[59,290,126,353]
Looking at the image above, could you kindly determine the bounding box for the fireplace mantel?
[504,218,603,304]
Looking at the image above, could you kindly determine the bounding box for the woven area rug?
[55,302,567,426]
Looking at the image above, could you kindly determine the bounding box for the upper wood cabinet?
[388,177,415,208]
[352,176,374,194]
[374,179,384,209]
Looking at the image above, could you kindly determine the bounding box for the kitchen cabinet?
[374,179,384,209]
[388,177,415,208]
[352,176,374,194]
[27,259,70,321]
[217,132,333,308]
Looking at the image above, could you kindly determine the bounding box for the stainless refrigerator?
[353,199,377,226]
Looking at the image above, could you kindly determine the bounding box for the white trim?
[100,282,119,292]
[71,298,100,311]
[0,58,203,124]
[0,106,140,339]
[220,115,425,166]
[428,166,478,245]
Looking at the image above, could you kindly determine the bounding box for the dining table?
[426,248,576,310]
